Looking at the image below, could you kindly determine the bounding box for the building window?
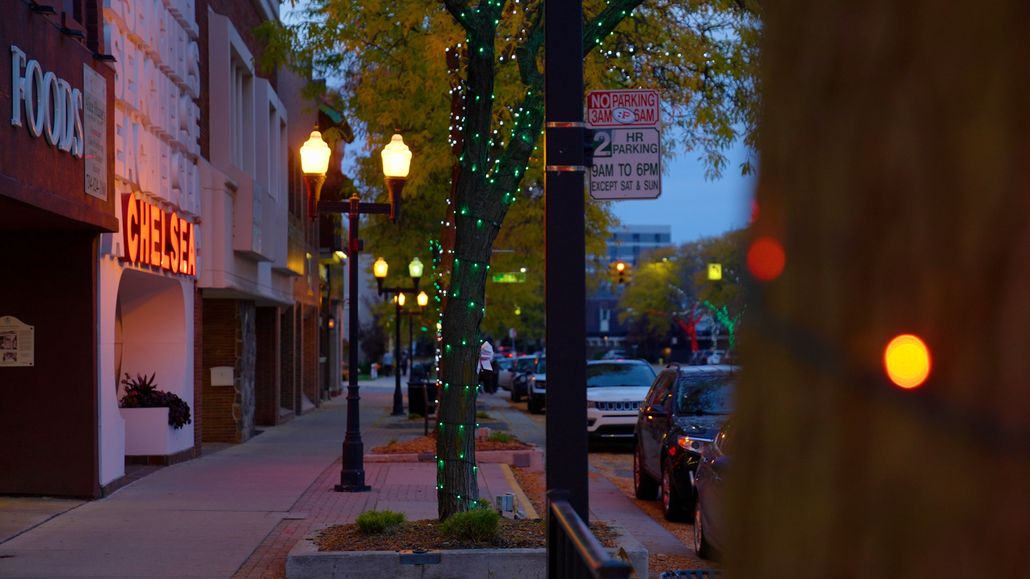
[229,54,252,170]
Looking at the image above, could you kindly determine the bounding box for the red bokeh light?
[747,236,786,281]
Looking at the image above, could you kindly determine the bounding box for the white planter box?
[121,407,193,456]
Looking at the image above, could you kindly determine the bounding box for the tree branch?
[582,0,645,57]
[442,0,476,31]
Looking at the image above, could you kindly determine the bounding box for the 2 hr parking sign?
[586,89,662,200]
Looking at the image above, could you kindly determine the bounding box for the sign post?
[586,89,662,200]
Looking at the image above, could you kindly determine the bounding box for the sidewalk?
[0,381,447,579]
[0,376,690,578]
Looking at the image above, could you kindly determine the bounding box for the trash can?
[407,380,438,416]
[407,364,436,417]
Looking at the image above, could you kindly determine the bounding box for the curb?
[285,523,648,579]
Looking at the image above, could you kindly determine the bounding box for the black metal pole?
[336,194,370,492]
[544,0,588,520]
[392,296,404,415]
[409,312,415,375]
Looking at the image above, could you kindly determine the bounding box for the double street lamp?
[300,129,412,493]
[373,256,428,416]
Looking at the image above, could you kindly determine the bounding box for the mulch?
[314,465,619,553]
[370,432,534,454]
[315,517,617,552]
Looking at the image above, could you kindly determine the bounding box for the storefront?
[94,0,203,488]
[0,3,116,498]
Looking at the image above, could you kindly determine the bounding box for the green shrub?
[475,410,492,419]
[355,510,405,534]
[487,431,512,443]
[440,504,500,542]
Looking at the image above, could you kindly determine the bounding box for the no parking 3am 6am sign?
[586,89,661,200]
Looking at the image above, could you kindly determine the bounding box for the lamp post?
[399,290,429,382]
[301,129,412,492]
[373,257,424,416]
[412,290,429,370]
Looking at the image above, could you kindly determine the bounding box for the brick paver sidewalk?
[234,458,514,578]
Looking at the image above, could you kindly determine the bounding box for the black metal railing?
[547,490,633,579]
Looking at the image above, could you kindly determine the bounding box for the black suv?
[633,364,736,521]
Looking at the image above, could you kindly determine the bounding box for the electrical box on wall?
[210,366,234,386]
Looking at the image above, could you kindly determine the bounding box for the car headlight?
[676,434,714,452]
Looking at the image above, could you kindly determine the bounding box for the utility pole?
[544,0,588,520]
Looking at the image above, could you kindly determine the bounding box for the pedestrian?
[370,362,379,379]
[478,338,496,394]
[383,351,394,376]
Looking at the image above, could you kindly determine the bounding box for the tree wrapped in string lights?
[262,0,759,519]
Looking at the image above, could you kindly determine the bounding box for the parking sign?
[587,90,662,200]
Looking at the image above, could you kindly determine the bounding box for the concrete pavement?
[0,374,691,578]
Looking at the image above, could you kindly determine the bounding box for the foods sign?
[587,89,662,200]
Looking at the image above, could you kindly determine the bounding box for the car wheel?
[693,499,713,559]
[661,456,690,521]
[528,395,543,414]
[633,444,659,500]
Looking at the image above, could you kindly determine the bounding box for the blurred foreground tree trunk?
[734,1,1030,577]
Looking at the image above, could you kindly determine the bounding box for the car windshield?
[536,359,546,373]
[586,363,656,388]
[674,374,734,415]
[495,359,513,370]
[515,358,538,372]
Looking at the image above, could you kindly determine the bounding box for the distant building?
[606,224,672,266]
[587,225,673,349]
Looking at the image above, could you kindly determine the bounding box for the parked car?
[494,357,515,391]
[694,418,734,559]
[526,358,547,414]
[601,348,627,360]
[585,360,657,442]
[633,364,736,521]
[510,355,541,402]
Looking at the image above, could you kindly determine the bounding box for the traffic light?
[609,260,631,285]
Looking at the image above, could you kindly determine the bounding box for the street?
[475,390,713,571]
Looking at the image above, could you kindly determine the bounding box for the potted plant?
[119,373,193,456]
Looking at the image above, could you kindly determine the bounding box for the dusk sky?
[609,136,755,245]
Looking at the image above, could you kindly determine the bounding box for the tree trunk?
[733,1,1030,576]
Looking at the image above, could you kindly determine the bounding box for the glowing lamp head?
[397,293,406,307]
[373,257,389,280]
[408,257,424,280]
[417,291,429,308]
[299,130,331,176]
[616,261,626,272]
[884,334,931,389]
[381,134,412,179]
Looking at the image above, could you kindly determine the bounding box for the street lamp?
[300,130,413,493]
[375,256,424,415]
[401,291,430,409]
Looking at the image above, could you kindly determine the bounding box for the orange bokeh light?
[747,237,786,281]
[883,334,931,389]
